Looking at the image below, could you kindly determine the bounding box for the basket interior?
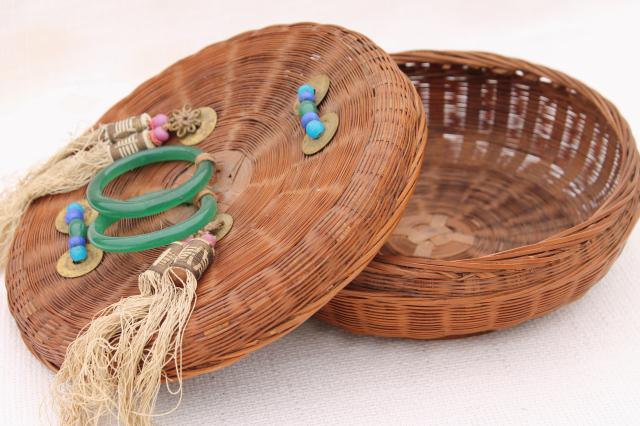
[384,60,621,260]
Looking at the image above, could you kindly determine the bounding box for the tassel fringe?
[0,129,112,269]
[53,268,198,426]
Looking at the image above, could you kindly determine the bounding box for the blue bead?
[70,245,88,263]
[297,84,315,98]
[65,209,84,224]
[69,236,87,248]
[66,202,85,214]
[305,119,325,139]
[301,112,320,128]
[298,91,316,103]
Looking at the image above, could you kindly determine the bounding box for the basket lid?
[6,23,427,378]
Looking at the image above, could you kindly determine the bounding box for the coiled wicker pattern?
[317,50,640,339]
[5,24,427,377]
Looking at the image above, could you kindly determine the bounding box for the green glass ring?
[88,194,217,252]
[87,146,213,219]
[86,146,217,253]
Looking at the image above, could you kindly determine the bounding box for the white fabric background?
[1,0,639,424]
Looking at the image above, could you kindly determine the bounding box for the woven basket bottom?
[317,51,639,340]
[382,131,588,261]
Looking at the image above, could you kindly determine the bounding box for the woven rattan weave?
[317,50,640,339]
[5,24,427,377]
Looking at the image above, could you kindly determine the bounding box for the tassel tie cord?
[53,236,216,426]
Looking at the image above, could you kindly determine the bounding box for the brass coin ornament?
[178,106,218,146]
[302,112,339,155]
[201,212,234,241]
[56,244,104,278]
[295,75,339,155]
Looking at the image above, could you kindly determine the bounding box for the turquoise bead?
[70,245,88,263]
[67,202,85,214]
[298,100,318,116]
[305,119,325,139]
[297,84,315,98]
[69,220,87,237]
[65,202,85,224]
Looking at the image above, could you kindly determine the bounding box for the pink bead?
[152,126,170,145]
[150,114,168,128]
[200,233,217,247]
[149,132,160,146]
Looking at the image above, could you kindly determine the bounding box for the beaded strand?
[102,105,213,160]
[297,84,325,139]
[100,113,170,145]
[65,202,88,263]
[106,113,171,160]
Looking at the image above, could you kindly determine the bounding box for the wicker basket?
[5,24,426,377]
[317,50,640,339]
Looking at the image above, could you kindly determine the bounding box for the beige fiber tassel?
[53,237,215,425]
[0,129,112,270]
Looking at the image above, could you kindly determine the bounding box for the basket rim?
[385,49,639,268]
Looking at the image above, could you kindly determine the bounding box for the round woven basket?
[317,50,640,339]
[5,24,427,377]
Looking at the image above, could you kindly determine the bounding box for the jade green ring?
[88,194,217,252]
[86,146,217,253]
[87,146,213,219]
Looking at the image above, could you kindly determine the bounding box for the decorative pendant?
[55,201,103,277]
[101,104,218,161]
[175,106,218,146]
[294,74,339,155]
